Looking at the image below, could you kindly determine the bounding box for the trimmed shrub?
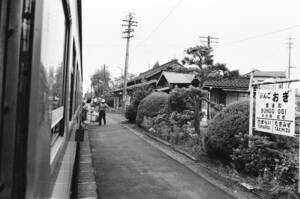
[205,100,249,160]
[125,104,138,123]
[125,88,149,123]
[169,88,189,112]
[136,92,169,126]
[131,88,149,106]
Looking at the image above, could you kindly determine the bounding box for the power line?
[136,0,184,48]
[85,25,300,49]
[220,25,300,46]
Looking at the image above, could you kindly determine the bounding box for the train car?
[0,0,83,198]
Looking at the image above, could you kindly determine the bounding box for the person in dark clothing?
[99,99,110,126]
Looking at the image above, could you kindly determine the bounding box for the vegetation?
[169,88,190,112]
[125,104,138,123]
[113,73,136,89]
[182,45,214,68]
[182,45,240,88]
[205,100,249,159]
[123,42,299,199]
[125,88,151,123]
[152,61,160,69]
[90,66,111,97]
[182,87,208,140]
[136,92,169,126]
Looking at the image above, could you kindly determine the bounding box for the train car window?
[76,63,80,108]
[75,64,79,111]
[40,0,67,144]
[77,64,82,109]
[69,44,76,121]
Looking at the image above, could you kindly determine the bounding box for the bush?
[125,89,149,123]
[125,104,138,123]
[231,134,282,177]
[169,88,189,112]
[205,100,249,159]
[131,88,149,106]
[270,183,299,199]
[136,92,169,126]
[232,133,299,198]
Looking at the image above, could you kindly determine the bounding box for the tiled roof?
[127,79,157,89]
[113,80,157,93]
[203,78,250,90]
[158,72,195,84]
[128,59,183,83]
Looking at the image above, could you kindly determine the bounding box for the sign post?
[248,70,254,146]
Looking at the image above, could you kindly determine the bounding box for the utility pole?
[103,64,106,96]
[90,84,93,99]
[200,36,218,119]
[122,12,137,109]
[200,35,219,48]
[287,36,295,79]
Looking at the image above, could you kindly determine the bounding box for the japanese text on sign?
[255,88,295,136]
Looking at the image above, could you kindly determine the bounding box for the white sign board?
[255,88,295,136]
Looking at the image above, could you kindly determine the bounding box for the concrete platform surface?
[88,113,235,199]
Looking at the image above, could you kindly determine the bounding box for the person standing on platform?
[99,99,110,126]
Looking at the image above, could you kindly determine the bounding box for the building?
[243,70,286,82]
[112,59,185,109]
[156,71,198,92]
[203,78,250,106]
[203,70,287,107]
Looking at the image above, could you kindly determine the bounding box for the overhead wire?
[219,25,300,46]
[135,0,184,48]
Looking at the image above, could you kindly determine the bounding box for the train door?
[0,0,36,198]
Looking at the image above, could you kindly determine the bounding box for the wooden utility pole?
[200,35,218,119]
[200,35,219,48]
[103,64,106,96]
[122,12,137,109]
[248,70,254,147]
[287,36,295,79]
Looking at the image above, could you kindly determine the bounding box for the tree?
[181,45,241,148]
[114,73,136,88]
[204,63,240,79]
[170,86,220,148]
[152,61,160,69]
[182,45,240,86]
[182,45,213,70]
[90,66,111,97]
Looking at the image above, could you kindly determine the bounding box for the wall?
[226,92,249,105]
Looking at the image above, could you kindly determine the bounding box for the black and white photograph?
[0,0,300,198]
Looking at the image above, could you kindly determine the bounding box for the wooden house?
[203,78,250,106]
[203,70,287,107]
[156,71,197,92]
[112,59,184,109]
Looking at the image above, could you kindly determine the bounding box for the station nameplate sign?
[255,88,295,136]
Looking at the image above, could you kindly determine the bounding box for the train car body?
[0,0,83,198]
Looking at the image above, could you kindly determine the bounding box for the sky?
[82,0,300,93]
